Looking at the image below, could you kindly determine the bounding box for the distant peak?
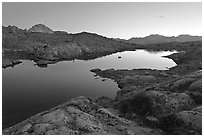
[28,24,54,33]
[146,34,165,37]
[31,24,49,28]
[177,34,192,37]
[148,34,160,36]
[127,34,202,45]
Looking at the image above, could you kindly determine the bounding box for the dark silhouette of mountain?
[119,34,202,45]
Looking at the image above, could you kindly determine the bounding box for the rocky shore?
[2,67,202,135]
[2,58,22,69]
[2,25,138,69]
[3,44,202,135]
[2,25,201,69]
[2,24,202,135]
[89,43,202,134]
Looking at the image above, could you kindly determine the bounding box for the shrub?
[158,113,183,134]
[118,99,130,114]
[119,92,154,117]
[188,91,202,105]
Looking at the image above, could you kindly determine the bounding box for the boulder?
[166,93,194,113]
[188,79,202,104]
[66,106,104,133]
[170,78,195,92]
[176,110,202,133]
[93,96,115,108]
[189,79,202,92]
[17,123,33,134]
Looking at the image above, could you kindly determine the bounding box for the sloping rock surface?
[2,96,162,135]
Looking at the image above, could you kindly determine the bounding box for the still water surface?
[2,49,177,128]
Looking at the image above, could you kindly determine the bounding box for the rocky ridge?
[2,24,137,68]
[119,34,202,45]
[28,24,54,33]
[90,69,202,134]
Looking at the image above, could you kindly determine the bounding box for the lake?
[2,49,177,129]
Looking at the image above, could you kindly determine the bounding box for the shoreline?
[2,40,202,134]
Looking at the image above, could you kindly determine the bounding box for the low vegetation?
[119,92,154,117]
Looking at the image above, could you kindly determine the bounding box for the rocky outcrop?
[170,78,195,92]
[158,106,202,135]
[176,109,202,133]
[91,64,202,135]
[93,96,115,108]
[189,79,202,92]
[28,24,54,33]
[2,58,22,68]
[188,79,202,104]
[2,96,163,135]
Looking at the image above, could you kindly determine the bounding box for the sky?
[2,2,202,39]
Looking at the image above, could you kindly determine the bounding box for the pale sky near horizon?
[2,2,202,39]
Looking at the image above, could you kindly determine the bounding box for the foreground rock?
[2,58,22,68]
[91,68,202,134]
[3,96,163,135]
[159,106,202,135]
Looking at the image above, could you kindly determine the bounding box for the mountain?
[28,24,54,33]
[2,24,137,64]
[2,24,202,66]
[126,34,202,45]
[176,35,202,42]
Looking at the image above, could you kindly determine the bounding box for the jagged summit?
[28,24,54,33]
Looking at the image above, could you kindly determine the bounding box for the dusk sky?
[2,2,202,39]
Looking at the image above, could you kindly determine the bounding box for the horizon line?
[3,24,202,40]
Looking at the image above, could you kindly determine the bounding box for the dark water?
[2,49,177,129]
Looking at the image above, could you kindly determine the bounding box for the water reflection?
[72,49,177,70]
[2,49,177,129]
